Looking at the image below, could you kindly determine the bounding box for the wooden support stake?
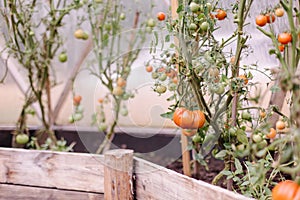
[181,132,192,177]
[171,0,192,177]
[104,149,134,200]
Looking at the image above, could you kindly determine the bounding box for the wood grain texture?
[134,157,253,200]
[104,149,134,200]
[0,184,104,200]
[0,147,104,193]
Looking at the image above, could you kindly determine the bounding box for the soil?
[166,156,227,189]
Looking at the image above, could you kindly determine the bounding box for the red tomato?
[215,9,227,20]
[278,45,285,52]
[157,12,166,21]
[266,13,276,23]
[272,180,300,200]
[255,15,267,27]
[278,32,292,44]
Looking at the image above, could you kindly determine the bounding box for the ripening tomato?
[278,32,292,44]
[255,14,267,27]
[74,29,85,39]
[272,180,300,200]
[117,77,126,87]
[113,86,124,96]
[173,108,206,129]
[275,8,284,17]
[276,120,286,130]
[215,9,227,20]
[145,66,153,72]
[259,110,266,118]
[266,13,276,23]
[157,12,166,21]
[278,45,285,52]
[98,98,104,103]
[73,95,82,105]
[266,128,276,139]
[238,74,248,85]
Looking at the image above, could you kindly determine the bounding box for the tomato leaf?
[215,150,227,159]
[165,34,170,42]
[237,130,248,145]
[234,158,243,174]
[160,111,174,119]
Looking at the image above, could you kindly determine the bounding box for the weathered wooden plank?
[0,184,104,200]
[0,147,104,193]
[134,157,252,200]
[104,149,134,200]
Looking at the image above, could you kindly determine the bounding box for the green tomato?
[242,111,251,120]
[82,32,89,40]
[58,52,68,63]
[189,2,200,13]
[200,21,209,32]
[120,13,126,20]
[122,93,130,100]
[120,107,128,116]
[151,72,159,79]
[104,24,112,32]
[98,122,107,132]
[252,134,262,143]
[73,113,83,121]
[213,84,225,95]
[94,0,102,3]
[228,127,237,136]
[257,140,268,149]
[147,18,156,28]
[192,134,202,143]
[68,115,75,123]
[159,73,167,81]
[76,105,84,113]
[155,85,167,94]
[168,82,177,91]
[189,23,198,31]
[205,3,212,12]
[16,134,29,145]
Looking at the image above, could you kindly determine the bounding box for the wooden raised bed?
[0,147,252,200]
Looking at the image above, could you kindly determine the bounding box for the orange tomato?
[98,98,104,103]
[272,180,300,200]
[173,108,206,129]
[238,74,248,85]
[276,120,286,130]
[117,77,126,87]
[73,95,82,105]
[215,9,227,20]
[278,32,292,44]
[172,76,178,84]
[255,14,267,27]
[145,66,153,72]
[260,110,266,118]
[157,12,166,21]
[266,128,276,139]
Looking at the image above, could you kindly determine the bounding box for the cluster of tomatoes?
[68,95,84,123]
[255,7,292,52]
[186,2,227,36]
